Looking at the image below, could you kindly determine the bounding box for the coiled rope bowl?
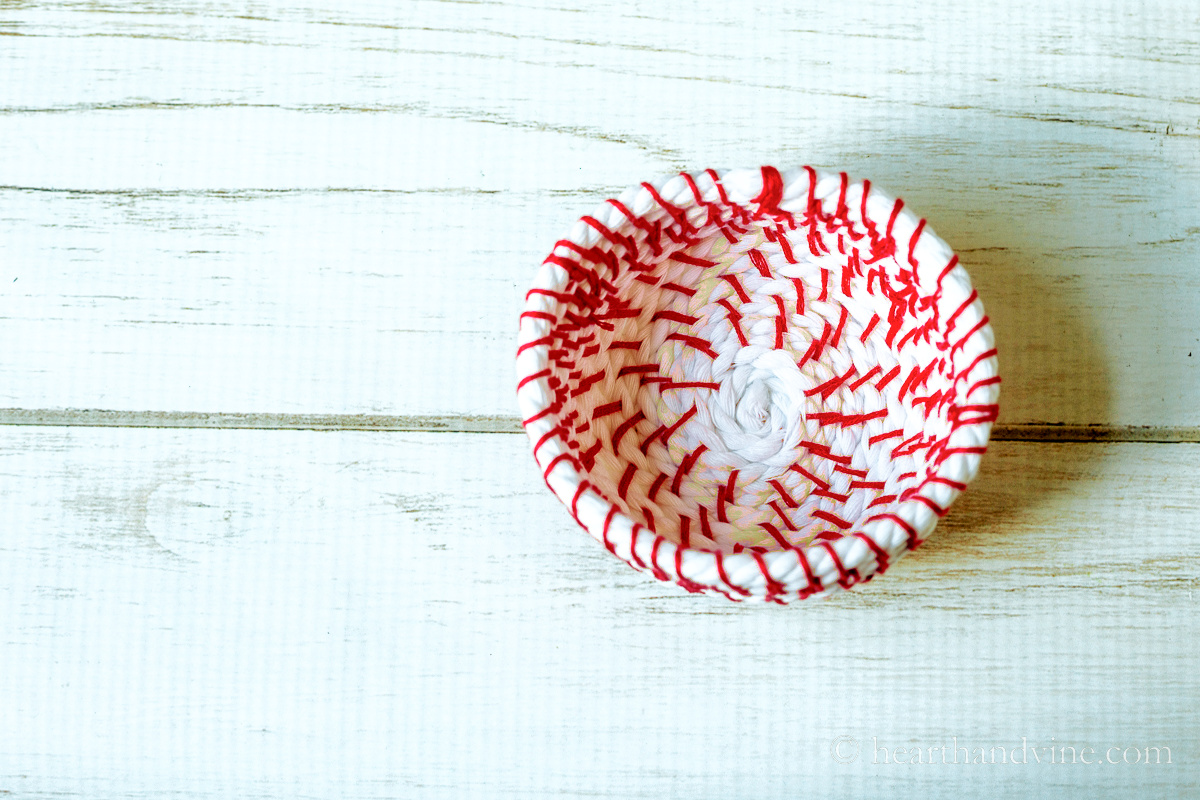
[516,167,999,603]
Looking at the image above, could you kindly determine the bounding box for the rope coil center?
[710,347,805,464]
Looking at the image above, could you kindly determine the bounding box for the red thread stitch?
[670,445,708,496]
[610,410,646,452]
[617,463,637,501]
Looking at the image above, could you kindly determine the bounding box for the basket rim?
[516,166,999,602]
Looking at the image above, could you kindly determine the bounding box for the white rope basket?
[516,167,999,603]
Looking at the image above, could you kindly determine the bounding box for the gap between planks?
[0,409,1195,443]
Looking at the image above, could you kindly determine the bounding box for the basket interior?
[535,169,988,555]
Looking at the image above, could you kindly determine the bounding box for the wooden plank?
[0,429,1196,797]
[0,1,1198,427]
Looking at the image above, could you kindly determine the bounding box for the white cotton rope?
[516,166,999,602]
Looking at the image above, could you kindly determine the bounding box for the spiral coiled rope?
[517,166,999,602]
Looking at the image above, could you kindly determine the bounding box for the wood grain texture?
[1,0,1198,426]
[0,429,1197,798]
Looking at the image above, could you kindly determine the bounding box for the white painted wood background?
[0,1,1197,797]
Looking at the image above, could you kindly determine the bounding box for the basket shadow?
[927,257,1113,552]
[849,155,1116,551]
